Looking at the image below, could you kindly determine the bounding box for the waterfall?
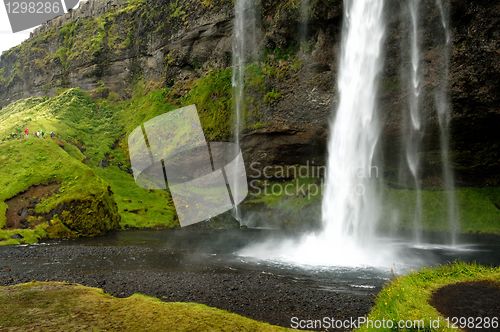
[404,0,424,243]
[240,0,394,267]
[299,0,311,53]
[240,0,459,267]
[435,0,459,245]
[232,0,259,221]
[321,0,385,244]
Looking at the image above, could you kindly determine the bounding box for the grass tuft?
[358,262,500,331]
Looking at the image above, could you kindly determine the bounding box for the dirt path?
[5,183,59,229]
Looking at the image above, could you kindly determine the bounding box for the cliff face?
[0,0,498,185]
[0,0,235,103]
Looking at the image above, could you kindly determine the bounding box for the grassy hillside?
[0,88,179,245]
[0,282,288,331]
[0,139,119,245]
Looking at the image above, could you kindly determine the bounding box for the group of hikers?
[9,127,56,140]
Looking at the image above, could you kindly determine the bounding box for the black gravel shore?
[0,240,382,329]
[2,229,499,330]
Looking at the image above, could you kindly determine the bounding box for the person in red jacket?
[24,128,29,138]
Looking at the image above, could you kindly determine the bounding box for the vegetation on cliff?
[0,88,179,245]
[0,139,119,245]
[384,187,500,235]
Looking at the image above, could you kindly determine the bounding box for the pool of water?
[2,229,498,328]
[48,229,500,288]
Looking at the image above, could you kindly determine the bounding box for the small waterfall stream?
[299,0,311,53]
[436,0,459,245]
[232,0,259,221]
[405,0,424,243]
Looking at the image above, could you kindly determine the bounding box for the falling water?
[435,0,459,245]
[232,0,259,221]
[320,0,385,244]
[405,0,424,243]
[299,0,311,53]
[240,0,461,267]
[240,0,394,267]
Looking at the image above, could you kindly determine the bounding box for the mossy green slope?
[0,139,119,245]
[181,68,233,141]
[0,281,289,331]
[0,88,118,162]
[100,87,178,228]
[0,88,179,245]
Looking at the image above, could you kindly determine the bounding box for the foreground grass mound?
[0,282,288,331]
[359,263,500,331]
[0,139,120,245]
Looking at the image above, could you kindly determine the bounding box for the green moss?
[0,282,289,331]
[45,216,74,238]
[0,139,120,245]
[94,167,176,229]
[245,176,322,228]
[248,177,322,210]
[115,86,175,136]
[0,0,145,79]
[92,87,180,229]
[264,89,282,104]
[245,63,266,92]
[383,187,500,234]
[0,89,153,244]
[0,68,7,86]
[179,64,283,140]
[182,68,233,140]
[169,0,188,20]
[0,225,47,246]
[0,88,120,163]
[55,193,120,237]
[358,263,500,332]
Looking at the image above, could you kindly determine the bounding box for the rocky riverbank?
[0,237,381,329]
